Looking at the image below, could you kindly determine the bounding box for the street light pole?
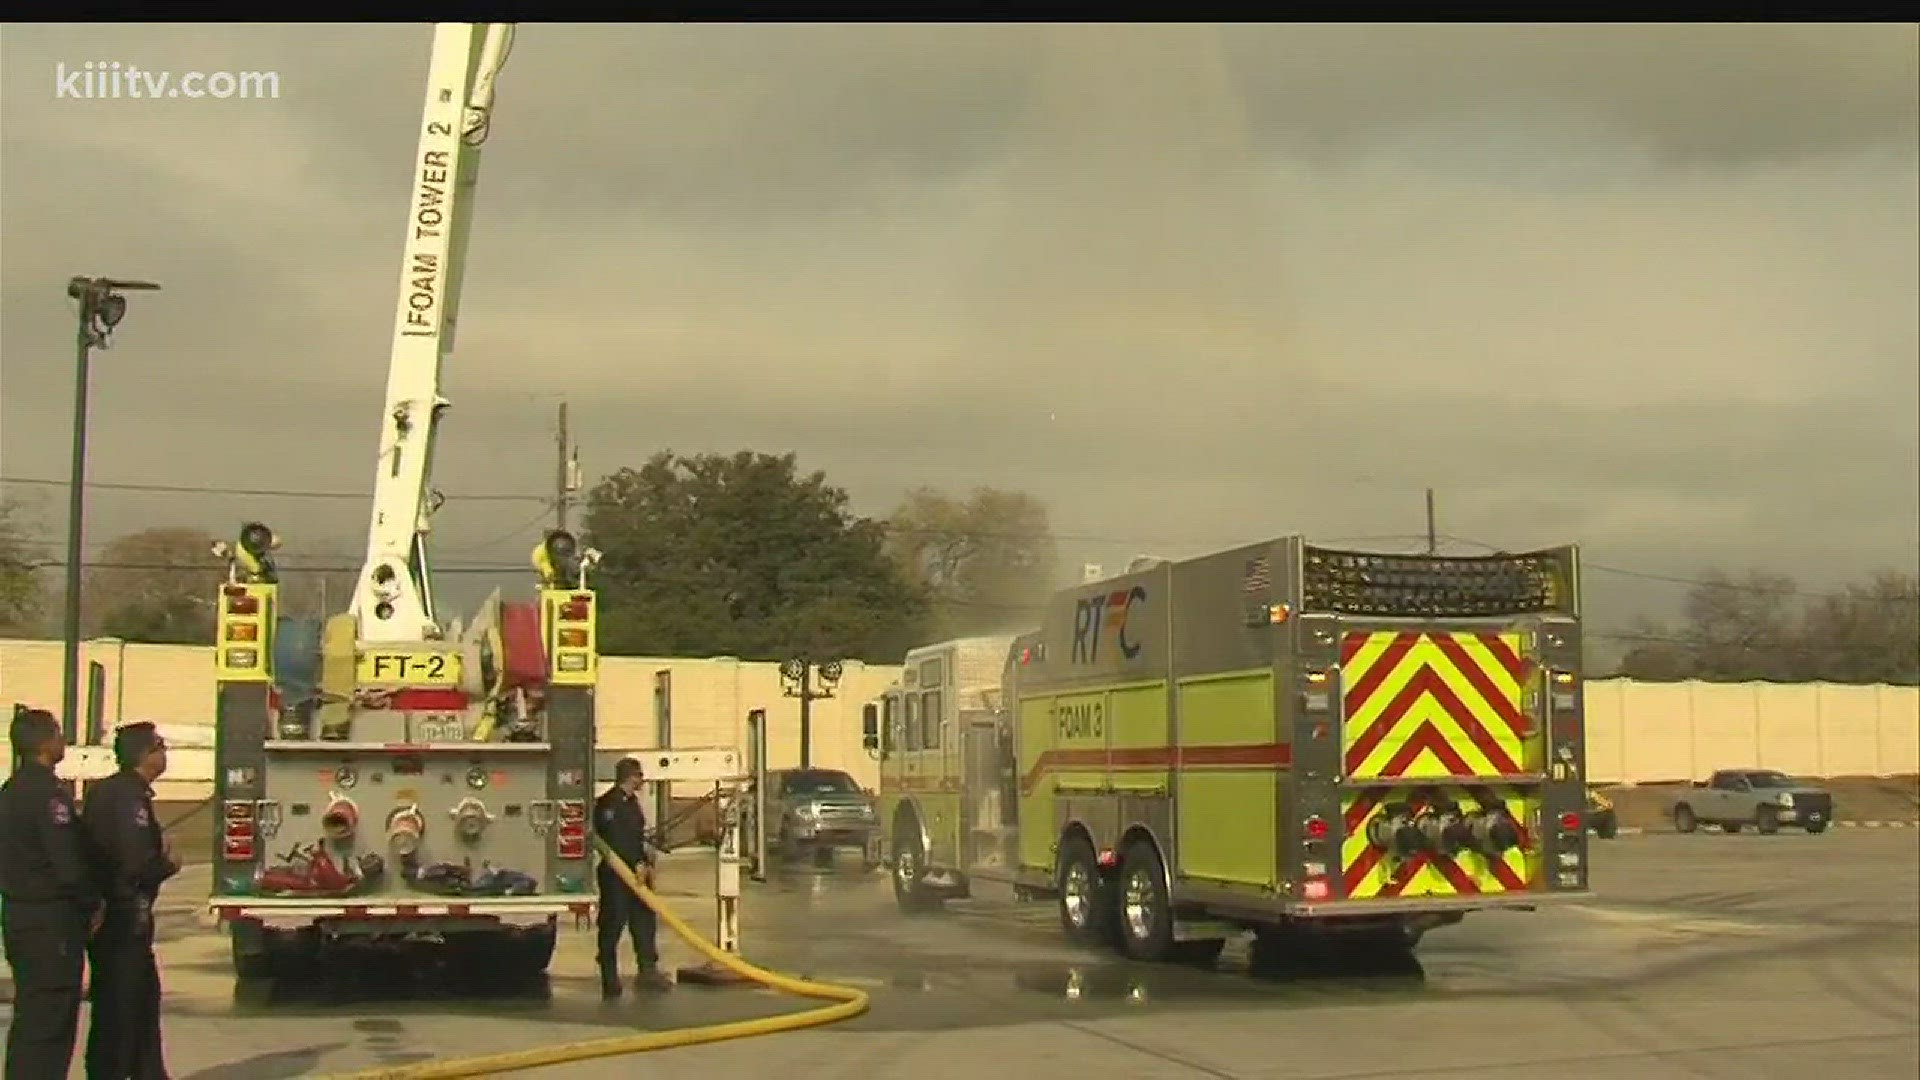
[780,657,844,770]
[59,276,160,744]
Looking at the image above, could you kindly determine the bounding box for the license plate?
[357,650,462,686]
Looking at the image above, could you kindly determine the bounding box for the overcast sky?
[2,22,1915,644]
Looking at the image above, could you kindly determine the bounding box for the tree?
[1613,568,1920,685]
[884,486,1057,639]
[0,495,45,635]
[83,526,224,644]
[583,451,926,660]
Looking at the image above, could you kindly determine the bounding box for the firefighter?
[81,722,179,1080]
[594,756,670,996]
[1,707,100,1080]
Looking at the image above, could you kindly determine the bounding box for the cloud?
[2,22,1914,632]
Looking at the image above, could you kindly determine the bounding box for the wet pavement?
[3,831,1916,1078]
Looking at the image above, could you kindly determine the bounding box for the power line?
[0,475,549,504]
[6,474,1911,604]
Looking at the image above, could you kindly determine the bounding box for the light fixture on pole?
[59,276,161,744]
[780,657,844,769]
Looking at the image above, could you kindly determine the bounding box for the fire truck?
[865,537,1591,962]
[205,23,604,980]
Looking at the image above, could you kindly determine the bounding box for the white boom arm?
[350,23,515,643]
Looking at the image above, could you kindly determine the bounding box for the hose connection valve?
[1365,802,1427,858]
[1468,807,1524,856]
[1414,801,1474,858]
[450,797,495,842]
[387,805,427,858]
[320,793,360,843]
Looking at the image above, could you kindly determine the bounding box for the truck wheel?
[1114,838,1176,962]
[1673,805,1698,834]
[1755,806,1780,835]
[230,924,274,981]
[1055,835,1111,949]
[1804,820,1829,835]
[892,825,942,915]
[1723,821,1741,835]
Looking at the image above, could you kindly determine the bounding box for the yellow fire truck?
[863,536,1591,962]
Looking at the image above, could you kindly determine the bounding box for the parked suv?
[1672,769,1833,835]
[767,768,881,869]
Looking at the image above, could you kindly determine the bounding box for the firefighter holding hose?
[595,756,671,996]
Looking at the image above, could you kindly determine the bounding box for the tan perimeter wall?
[4,637,1916,798]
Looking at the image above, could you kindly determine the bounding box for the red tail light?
[559,599,591,621]
[557,799,587,858]
[1303,816,1330,842]
[222,801,257,861]
[225,591,259,616]
[1558,811,1582,832]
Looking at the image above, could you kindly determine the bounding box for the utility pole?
[554,401,572,531]
[1425,488,1437,554]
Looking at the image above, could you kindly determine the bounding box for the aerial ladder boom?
[350,23,515,643]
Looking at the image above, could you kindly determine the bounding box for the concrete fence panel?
[5,639,1916,795]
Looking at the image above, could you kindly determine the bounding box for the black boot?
[600,964,622,999]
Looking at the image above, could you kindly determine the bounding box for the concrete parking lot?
[4,830,1917,1079]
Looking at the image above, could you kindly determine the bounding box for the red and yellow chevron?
[1339,785,1538,899]
[1340,631,1537,780]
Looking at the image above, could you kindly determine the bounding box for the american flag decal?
[1242,556,1272,624]
[1243,556,1271,592]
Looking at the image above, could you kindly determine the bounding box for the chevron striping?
[1339,783,1538,900]
[1341,631,1531,781]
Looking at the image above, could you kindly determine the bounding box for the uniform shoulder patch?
[49,798,71,825]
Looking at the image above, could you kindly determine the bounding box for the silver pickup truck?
[1671,769,1834,835]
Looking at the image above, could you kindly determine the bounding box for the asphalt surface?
[3,831,1916,1079]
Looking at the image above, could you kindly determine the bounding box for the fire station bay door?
[960,712,1005,870]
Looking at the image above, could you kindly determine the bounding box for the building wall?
[5,637,1916,797]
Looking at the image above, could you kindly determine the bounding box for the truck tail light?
[223,801,257,861]
[224,586,259,616]
[557,799,587,859]
[558,628,588,648]
[1558,811,1582,833]
[1303,816,1329,842]
[559,597,591,622]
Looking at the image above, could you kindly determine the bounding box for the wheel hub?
[1122,867,1155,939]
[1062,863,1091,927]
[896,846,918,888]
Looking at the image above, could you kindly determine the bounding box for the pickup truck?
[1671,769,1833,835]
[765,767,882,869]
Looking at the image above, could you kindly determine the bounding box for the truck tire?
[1755,806,1780,835]
[1804,820,1828,835]
[1114,837,1176,962]
[1055,835,1112,949]
[891,822,942,915]
[230,924,274,981]
[1673,805,1698,833]
[1723,820,1741,834]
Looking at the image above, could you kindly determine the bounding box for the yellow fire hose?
[320,837,870,1079]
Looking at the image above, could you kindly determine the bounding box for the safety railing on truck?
[1300,544,1579,618]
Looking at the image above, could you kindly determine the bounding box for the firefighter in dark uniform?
[81,721,179,1080]
[594,756,670,996]
[1,707,100,1080]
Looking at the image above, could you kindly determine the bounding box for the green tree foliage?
[583,451,926,661]
[83,525,224,645]
[0,495,45,635]
[884,486,1057,639]
[1614,569,1920,685]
